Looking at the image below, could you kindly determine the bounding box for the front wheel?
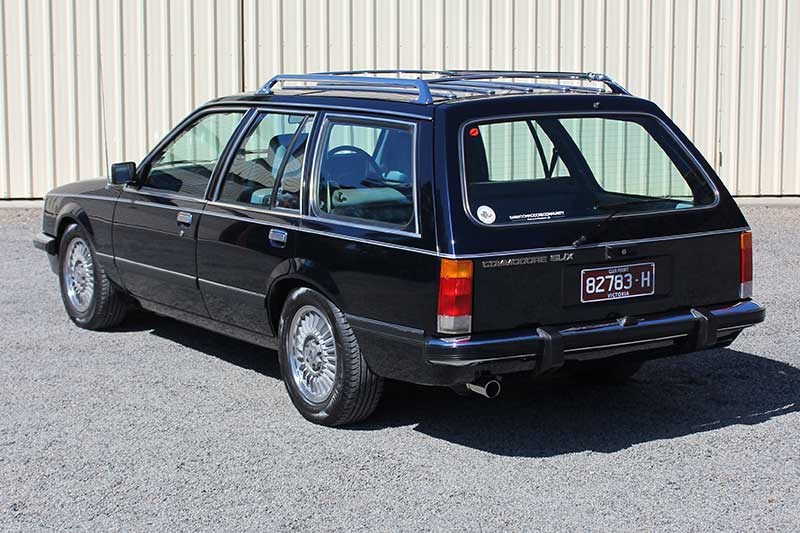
[58,224,128,330]
[278,287,383,426]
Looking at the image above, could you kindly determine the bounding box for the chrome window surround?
[458,111,722,229]
[208,107,318,213]
[134,105,252,201]
[308,113,421,238]
[200,99,434,121]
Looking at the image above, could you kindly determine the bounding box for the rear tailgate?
[472,229,743,332]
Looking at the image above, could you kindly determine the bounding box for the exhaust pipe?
[465,377,501,399]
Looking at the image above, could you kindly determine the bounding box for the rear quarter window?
[313,116,417,233]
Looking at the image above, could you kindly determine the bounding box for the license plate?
[580,262,655,303]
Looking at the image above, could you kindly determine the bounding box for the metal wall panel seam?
[756,0,767,195]
[734,0,743,194]
[113,0,124,173]
[139,0,149,161]
[185,0,195,109]
[272,0,282,75]
[0,2,10,197]
[20,0,33,196]
[91,0,104,176]
[43,0,56,191]
[778,0,788,194]
[209,0,218,98]
[161,0,172,132]
[67,0,79,182]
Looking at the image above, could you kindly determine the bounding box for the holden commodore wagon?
[34,70,765,426]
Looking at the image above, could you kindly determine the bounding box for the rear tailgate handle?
[176,211,193,226]
[268,228,288,248]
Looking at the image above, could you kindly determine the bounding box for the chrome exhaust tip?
[465,378,501,399]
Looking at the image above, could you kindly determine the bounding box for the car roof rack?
[258,70,629,104]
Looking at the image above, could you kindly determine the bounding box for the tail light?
[740,231,753,298]
[437,259,473,334]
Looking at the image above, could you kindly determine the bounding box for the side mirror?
[109,162,136,185]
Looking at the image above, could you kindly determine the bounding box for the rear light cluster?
[437,259,473,334]
[740,230,753,299]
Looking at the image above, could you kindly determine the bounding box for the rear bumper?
[353,300,765,386]
[426,299,764,369]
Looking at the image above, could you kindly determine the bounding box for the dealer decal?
[508,210,566,221]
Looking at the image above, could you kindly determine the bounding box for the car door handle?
[176,211,193,226]
[268,228,288,248]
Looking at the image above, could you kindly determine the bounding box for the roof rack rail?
[258,70,629,104]
[433,70,630,95]
[260,74,437,104]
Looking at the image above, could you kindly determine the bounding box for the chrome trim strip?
[563,334,687,353]
[213,99,434,121]
[198,278,266,299]
[717,323,760,332]
[209,200,304,219]
[428,352,537,367]
[46,193,119,202]
[308,113,422,239]
[455,227,749,259]
[114,256,196,281]
[457,110,722,233]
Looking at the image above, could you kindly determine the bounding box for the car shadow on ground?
[116,311,800,458]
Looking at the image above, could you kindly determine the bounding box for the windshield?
[462,114,717,225]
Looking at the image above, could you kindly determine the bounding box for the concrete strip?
[733,196,800,206]
[0,199,44,209]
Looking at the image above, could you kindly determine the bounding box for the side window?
[316,119,416,231]
[217,112,310,208]
[145,111,245,198]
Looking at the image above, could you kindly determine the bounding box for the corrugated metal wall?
[0,0,797,198]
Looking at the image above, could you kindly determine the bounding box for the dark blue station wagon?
[34,71,765,425]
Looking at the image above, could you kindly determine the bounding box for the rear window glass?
[462,115,716,225]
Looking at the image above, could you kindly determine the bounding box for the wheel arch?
[266,272,341,337]
[54,203,94,248]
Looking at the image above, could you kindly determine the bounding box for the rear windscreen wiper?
[572,197,675,247]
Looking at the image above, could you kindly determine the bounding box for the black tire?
[57,223,128,330]
[278,287,383,426]
[570,358,644,384]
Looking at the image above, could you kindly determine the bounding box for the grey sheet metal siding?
[0,0,797,198]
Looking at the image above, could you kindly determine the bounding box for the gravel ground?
[1,205,798,531]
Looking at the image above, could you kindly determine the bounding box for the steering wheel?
[326,145,382,178]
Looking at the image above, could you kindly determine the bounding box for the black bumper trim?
[426,300,765,368]
[33,232,57,255]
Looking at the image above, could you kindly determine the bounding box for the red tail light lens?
[437,259,473,334]
[740,231,753,298]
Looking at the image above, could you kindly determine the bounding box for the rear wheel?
[570,358,644,384]
[278,287,383,426]
[58,224,128,330]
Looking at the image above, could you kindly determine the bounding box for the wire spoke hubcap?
[288,306,337,404]
[63,238,95,313]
